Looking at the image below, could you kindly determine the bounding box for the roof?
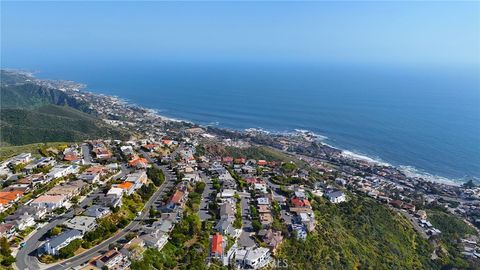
[257,160,268,166]
[0,223,14,233]
[0,190,23,203]
[326,190,345,199]
[129,157,148,167]
[84,205,111,218]
[211,233,223,254]
[46,229,82,248]
[99,249,121,264]
[33,195,66,203]
[117,182,134,190]
[170,190,185,204]
[291,197,311,208]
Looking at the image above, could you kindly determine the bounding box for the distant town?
[1,71,479,270]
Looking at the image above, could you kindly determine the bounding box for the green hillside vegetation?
[0,142,72,160]
[1,82,92,112]
[0,104,130,145]
[427,209,479,268]
[277,195,437,270]
[0,73,131,145]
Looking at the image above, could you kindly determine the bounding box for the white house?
[43,229,82,255]
[325,190,346,204]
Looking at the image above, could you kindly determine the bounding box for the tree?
[0,237,11,257]
[252,220,262,232]
[147,167,165,187]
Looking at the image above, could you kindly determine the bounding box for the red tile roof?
[291,197,311,208]
[129,157,148,167]
[211,233,223,254]
[222,157,234,163]
[257,160,268,166]
[170,190,185,204]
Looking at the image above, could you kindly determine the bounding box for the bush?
[58,239,82,259]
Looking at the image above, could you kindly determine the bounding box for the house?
[258,229,283,253]
[291,224,307,240]
[83,205,111,219]
[42,229,82,255]
[107,186,124,198]
[28,174,50,185]
[5,212,35,231]
[15,205,48,220]
[325,190,346,204]
[298,212,316,232]
[31,195,67,210]
[290,197,311,208]
[257,197,270,205]
[219,202,235,220]
[116,182,135,196]
[234,246,271,269]
[78,167,105,183]
[10,153,32,166]
[46,180,86,199]
[0,223,16,240]
[259,213,273,226]
[128,157,148,169]
[222,156,234,164]
[47,164,79,179]
[0,190,24,210]
[120,237,145,260]
[98,194,122,208]
[141,230,169,250]
[64,216,97,234]
[170,190,186,205]
[215,219,238,238]
[125,171,148,189]
[94,249,131,270]
[23,157,56,173]
[256,160,268,166]
[210,233,224,259]
[254,182,268,193]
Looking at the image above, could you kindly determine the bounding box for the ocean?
[24,62,480,183]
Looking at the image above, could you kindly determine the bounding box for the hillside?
[1,82,92,113]
[0,105,130,146]
[276,196,437,270]
[0,71,130,145]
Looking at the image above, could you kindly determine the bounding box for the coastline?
[4,69,471,186]
[109,91,465,187]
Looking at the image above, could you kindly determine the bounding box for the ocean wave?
[341,150,391,166]
[399,165,462,186]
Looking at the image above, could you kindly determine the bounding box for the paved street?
[199,172,213,221]
[238,193,255,248]
[45,165,176,270]
[15,188,101,270]
[81,143,92,165]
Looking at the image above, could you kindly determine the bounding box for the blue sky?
[1,1,479,67]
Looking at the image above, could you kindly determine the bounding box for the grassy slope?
[277,196,436,270]
[0,142,74,161]
[0,104,130,146]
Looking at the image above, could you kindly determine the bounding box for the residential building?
[325,190,346,204]
[94,249,131,270]
[31,195,67,210]
[210,233,224,259]
[64,216,97,234]
[84,205,112,219]
[42,229,82,255]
